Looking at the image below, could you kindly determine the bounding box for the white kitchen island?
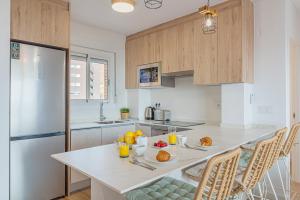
[52,125,278,200]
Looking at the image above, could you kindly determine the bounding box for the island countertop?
[52,125,278,195]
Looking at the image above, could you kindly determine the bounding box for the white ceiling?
[70,0,224,35]
[292,0,300,10]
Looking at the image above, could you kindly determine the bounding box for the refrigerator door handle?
[10,131,65,141]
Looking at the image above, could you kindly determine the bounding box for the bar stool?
[274,123,300,200]
[125,148,241,200]
[264,128,287,200]
[237,128,287,200]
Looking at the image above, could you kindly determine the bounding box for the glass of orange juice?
[119,143,129,158]
[168,127,177,145]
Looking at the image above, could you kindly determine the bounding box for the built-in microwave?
[137,62,175,88]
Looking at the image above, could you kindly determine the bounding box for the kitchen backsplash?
[127,76,221,123]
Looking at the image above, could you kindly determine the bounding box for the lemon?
[125,131,135,137]
[117,136,125,143]
[135,130,144,137]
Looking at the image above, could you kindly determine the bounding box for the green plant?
[120,108,130,113]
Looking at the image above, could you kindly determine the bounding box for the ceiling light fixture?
[144,0,163,9]
[112,0,135,13]
[199,0,217,34]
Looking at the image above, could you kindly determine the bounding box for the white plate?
[196,144,216,149]
[144,150,176,164]
[151,144,170,150]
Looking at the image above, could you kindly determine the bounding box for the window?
[70,55,87,100]
[89,58,108,100]
[70,54,109,101]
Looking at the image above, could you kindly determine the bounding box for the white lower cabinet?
[102,125,135,145]
[70,128,102,186]
[70,124,135,191]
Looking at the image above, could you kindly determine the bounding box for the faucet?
[99,100,106,121]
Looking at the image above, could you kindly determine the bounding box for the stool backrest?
[194,148,241,200]
[282,123,300,157]
[267,128,287,169]
[241,135,278,190]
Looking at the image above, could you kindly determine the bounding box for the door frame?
[289,39,300,184]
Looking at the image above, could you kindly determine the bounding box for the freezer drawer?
[10,134,65,200]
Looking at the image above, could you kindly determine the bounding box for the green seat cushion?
[125,177,196,200]
[183,162,206,181]
[239,149,253,169]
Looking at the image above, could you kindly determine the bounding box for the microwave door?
[138,64,161,87]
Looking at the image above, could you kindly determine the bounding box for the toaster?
[154,109,171,121]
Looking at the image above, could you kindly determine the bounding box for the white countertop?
[71,121,135,130]
[52,124,277,194]
[71,119,207,131]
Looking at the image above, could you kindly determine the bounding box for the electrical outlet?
[257,106,273,114]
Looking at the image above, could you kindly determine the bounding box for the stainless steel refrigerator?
[10,42,66,200]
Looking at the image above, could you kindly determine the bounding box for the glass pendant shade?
[112,0,135,13]
[202,13,217,34]
[144,0,163,9]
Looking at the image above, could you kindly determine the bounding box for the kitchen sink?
[95,120,128,124]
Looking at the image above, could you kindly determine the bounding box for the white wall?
[150,77,221,122]
[128,77,221,123]
[221,84,254,128]
[253,0,287,126]
[0,0,10,199]
[252,0,300,195]
[70,21,127,122]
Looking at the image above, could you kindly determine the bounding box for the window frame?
[70,54,88,100]
[70,46,115,102]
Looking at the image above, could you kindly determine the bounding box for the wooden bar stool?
[125,148,241,200]
[231,134,279,200]
[264,128,287,200]
[274,123,300,200]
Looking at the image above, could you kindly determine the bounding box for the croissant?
[156,150,171,162]
[200,137,213,146]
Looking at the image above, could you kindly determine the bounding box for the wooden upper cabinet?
[145,31,163,64]
[125,39,139,89]
[162,26,179,74]
[193,18,218,85]
[11,0,70,49]
[178,21,194,73]
[125,0,253,88]
[162,22,194,75]
[217,0,253,83]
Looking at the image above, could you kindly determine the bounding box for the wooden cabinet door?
[11,0,69,48]
[70,128,102,184]
[126,39,139,89]
[40,0,70,48]
[162,26,179,74]
[11,0,42,44]
[162,22,194,74]
[193,18,218,85]
[145,31,163,64]
[217,4,243,83]
[178,21,194,72]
